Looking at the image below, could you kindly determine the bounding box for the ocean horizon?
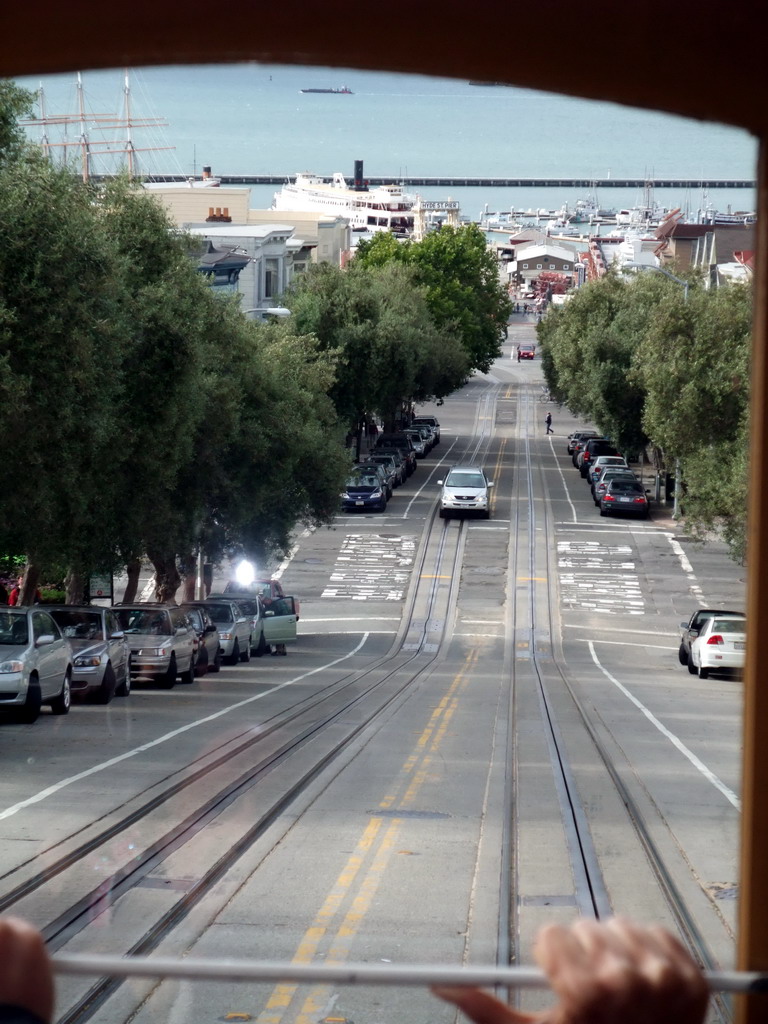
[15,63,759,217]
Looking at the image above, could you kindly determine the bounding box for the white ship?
[272,161,416,236]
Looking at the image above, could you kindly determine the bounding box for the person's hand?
[433,917,709,1024]
[0,917,54,1023]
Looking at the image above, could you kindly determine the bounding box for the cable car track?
[3,387,502,1024]
[512,385,732,1022]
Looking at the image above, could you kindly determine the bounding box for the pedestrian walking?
[545,411,553,434]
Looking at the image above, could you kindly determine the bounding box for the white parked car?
[689,613,746,678]
[0,607,73,723]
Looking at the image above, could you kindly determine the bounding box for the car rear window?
[712,618,746,634]
[610,481,643,493]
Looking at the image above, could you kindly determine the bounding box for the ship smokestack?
[353,159,368,192]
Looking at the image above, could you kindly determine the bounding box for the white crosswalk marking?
[558,539,645,615]
[322,534,416,600]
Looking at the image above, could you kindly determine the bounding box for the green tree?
[537,272,650,454]
[0,81,34,163]
[287,260,468,431]
[356,223,511,374]
[0,158,130,600]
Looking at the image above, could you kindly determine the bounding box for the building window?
[522,263,529,269]
[536,264,542,269]
[563,264,570,270]
[264,269,274,297]
[549,264,556,269]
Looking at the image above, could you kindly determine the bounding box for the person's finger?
[432,986,538,1024]
[0,916,55,1023]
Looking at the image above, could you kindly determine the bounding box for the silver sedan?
[0,607,73,723]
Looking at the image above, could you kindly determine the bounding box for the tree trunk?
[19,562,42,606]
[148,551,181,604]
[122,558,142,604]
[65,569,85,605]
[181,552,196,602]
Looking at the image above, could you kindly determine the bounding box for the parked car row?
[340,417,441,514]
[0,586,298,724]
[568,431,649,519]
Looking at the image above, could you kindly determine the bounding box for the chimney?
[202,165,212,179]
[354,159,367,192]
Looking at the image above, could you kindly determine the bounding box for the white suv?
[438,465,493,519]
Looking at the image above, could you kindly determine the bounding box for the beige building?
[144,182,351,267]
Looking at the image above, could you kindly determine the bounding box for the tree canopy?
[355,223,511,375]
[0,126,350,600]
[538,271,752,560]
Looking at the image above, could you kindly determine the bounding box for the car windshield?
[49,609,103,640]
[447,471,486,488]
[610,482,643,493]
[204,603,235,624]
[712,618,746,634]
[348,475,379,487]
[115,608,172,635]
[0,611,28,646]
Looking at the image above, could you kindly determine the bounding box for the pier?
[143,174,756,189]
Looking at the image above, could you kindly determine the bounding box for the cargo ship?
[299,86,353,94]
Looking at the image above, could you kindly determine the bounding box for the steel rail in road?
[26,383,499,1024]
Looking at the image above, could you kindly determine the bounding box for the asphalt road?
[1,315,743,1024]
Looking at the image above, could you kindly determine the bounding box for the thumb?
[432,987,539,1024]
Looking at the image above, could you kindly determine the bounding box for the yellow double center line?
[256,649,480,1024]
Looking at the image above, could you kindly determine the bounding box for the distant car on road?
[689,613,746,678]
[48,605,130,702]
[412,415,441,444]
[518,343,535,359]
[342,471,388,512]
[567,430,600,455]
[191,599,253,665]
[678,608,742,666]
[438,465,493,519]
[223,578,301,621]
[599,478,649,518]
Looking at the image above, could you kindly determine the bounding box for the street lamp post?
[623,262,689,516]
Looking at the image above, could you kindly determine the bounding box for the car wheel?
[92,662,116,704]
[50,669,71,715]
[16,676,42,724]
[687,657,697,675]
[253,631,268,657]
[209,647,222,673]
[158,656,177,689]
[194,649,209,677]
[698,664,710,679]
[116,659,131,697]
[483,510,491,519]
[179,658,195,684]
[225,640,240,666]
[599,507,607,516]
[239,640,251,663]
[678,643,689,666]
[439,509,446,518]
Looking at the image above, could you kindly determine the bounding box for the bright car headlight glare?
[0,660,24,673]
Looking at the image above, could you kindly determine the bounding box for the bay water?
[16,63,758,219]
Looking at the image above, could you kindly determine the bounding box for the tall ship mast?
[21,71,173,182]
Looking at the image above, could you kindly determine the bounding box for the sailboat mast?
[123,69,135,178]
[76,71,90,182]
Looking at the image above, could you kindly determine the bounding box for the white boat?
[272,169,416,235]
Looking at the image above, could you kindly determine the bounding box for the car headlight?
[0,660,24,673]
[341,491,351,499]
[137,647,169,656]
[74,655,103,667]
[371,489,383,498]
[219,632,233,640]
